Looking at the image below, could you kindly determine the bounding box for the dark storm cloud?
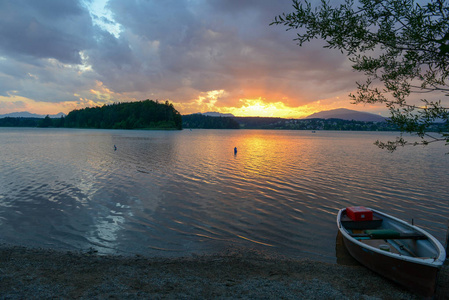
[0,0,95,64]
[0,0,361,114]
[94,0,355,104]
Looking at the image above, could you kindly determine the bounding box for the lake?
[0,128,448,263]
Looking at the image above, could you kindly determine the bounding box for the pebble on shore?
[1,244,448,299]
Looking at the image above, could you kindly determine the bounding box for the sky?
[0,0,389,118]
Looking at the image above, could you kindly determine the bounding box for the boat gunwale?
[337,208,446,267]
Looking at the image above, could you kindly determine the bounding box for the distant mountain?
[305,108,386,122]
[0,112,66,118]
[202,112,235,117]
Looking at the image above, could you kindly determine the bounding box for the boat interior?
[341,210,439,259]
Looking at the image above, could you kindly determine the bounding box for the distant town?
[182,114,397,131]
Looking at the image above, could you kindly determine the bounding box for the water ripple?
[0,128,448,262]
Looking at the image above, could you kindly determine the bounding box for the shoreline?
[1,244,447,299]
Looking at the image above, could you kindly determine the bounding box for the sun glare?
[228,98,311,119]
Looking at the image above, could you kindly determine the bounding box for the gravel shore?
[0,244,447,299]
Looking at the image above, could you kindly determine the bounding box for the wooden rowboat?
[337,207,446,297]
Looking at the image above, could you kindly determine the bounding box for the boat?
[337,206,446,297]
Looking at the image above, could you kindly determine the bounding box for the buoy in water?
[234,147,237,155]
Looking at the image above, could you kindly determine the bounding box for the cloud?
[0,0,94,64]
[0,0,370,117]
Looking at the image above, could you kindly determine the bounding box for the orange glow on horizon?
[1,88,383,118]
[171,90,363,119]
[227,98,310,118]
[173,95,364,119]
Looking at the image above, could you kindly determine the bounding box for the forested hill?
[64,100,182,130]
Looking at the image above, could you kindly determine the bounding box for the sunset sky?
[0,0,389,118]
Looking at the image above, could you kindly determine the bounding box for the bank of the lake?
[2,244,447,299]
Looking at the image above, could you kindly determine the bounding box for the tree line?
[0,100,182,130]
[182,115,449,131]
[182,114,240,129]
[0,117,43,127]
[3,111,446,132]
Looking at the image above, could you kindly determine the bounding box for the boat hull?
[337,208,445,297]
[341,232,439,297]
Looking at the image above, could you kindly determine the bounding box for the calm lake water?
[0,128,448,263]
